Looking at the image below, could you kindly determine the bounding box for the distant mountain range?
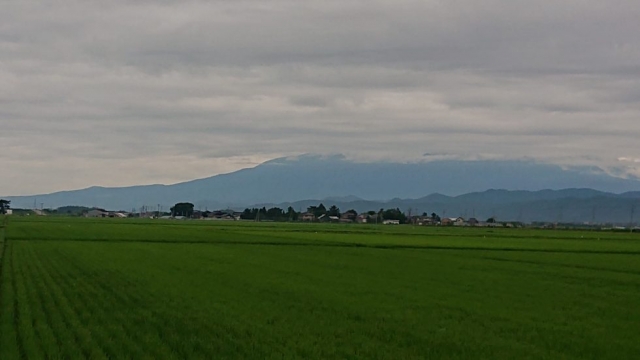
[256,189,640,224]
[4,154,640,223]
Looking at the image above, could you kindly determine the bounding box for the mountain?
[4,154,640,215]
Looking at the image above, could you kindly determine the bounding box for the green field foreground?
[1,218,640,359]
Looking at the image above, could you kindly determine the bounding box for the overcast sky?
[2,0,640,195]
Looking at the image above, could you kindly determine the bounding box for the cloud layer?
[2,0,640,195]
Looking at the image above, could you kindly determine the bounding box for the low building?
[383,219,400,225]
[412,216,434,225]
[442,217,465,226]
[340,210,358,222]
[301,212,316,221]
[86,209,108,218]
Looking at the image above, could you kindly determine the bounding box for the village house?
[441,217,466,226]
[340,210,358,223]
[85,208,109,218]
[301,212,316,221]
[411,216,434,226]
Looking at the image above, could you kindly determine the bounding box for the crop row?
[2,220,640,358]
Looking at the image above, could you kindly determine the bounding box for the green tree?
[327,205,340,217]
[287,206,298,221]
[170,202,194,217]
[0,199,10,215]
[312,203,327,218]
[382,208,408,224]
[240,208,254,220]
[266,207,285,220]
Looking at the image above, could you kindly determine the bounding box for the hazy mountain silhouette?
[4,154,640,221]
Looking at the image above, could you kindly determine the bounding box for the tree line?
[240,203,410,223]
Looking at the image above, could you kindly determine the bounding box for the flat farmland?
[1,218,640,359]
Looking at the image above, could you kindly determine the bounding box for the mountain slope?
[4,154,640,211]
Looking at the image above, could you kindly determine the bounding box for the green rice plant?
[1,218,639,359]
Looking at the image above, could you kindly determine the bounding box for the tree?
[266,207,285,220]
[487,217,496,223]
[327,205,340,217]
[241,208,255,220]
[311,203,327,218]
[287,206,298,221]
[0,199,10,215]
[170,202,194,217]
[381,208,408,224]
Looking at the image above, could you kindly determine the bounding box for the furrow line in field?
[12,243,40,359]
[29,244,102,359]
[15,238,640,255]
[479,256,640,276]
[0,237,21,358]
[51,248,229,358]
[49,248,175,358]
[42,251,148,359]
[42,266,109,358]
[82,272,179,359]
[21,243,64,356]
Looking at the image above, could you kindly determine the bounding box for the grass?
[1,217,640,359]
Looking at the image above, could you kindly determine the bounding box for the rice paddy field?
[1,216,639,359]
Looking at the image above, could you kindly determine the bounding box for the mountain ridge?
[3,155,640,222]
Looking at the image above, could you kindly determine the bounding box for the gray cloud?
[1,0,640,195]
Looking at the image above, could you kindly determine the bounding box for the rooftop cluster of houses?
[85,208,128,218]
[300,211,402,224]
[84,205,510,227]
[159,210,243,221]
[84,208,244,221]
[409,216,509,227]
[298,211,511,227]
